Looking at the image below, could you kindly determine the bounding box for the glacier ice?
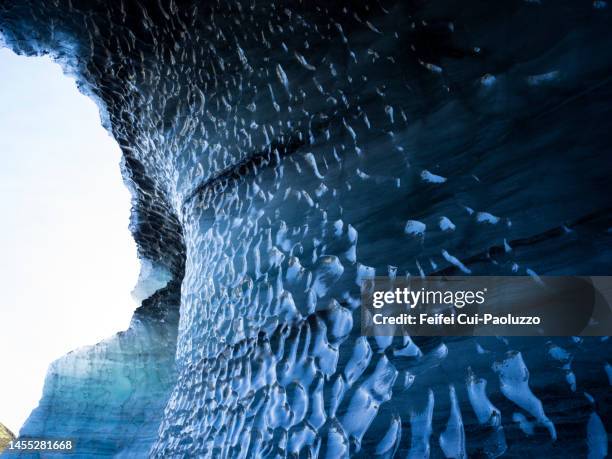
[131,259,173,303]
[0,0,611,457]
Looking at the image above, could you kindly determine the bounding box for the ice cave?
[0,0,610,457]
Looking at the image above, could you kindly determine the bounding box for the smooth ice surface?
[131,259,173,303]
[0,48,139,433]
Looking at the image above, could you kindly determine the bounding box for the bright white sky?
[0,47,139,433]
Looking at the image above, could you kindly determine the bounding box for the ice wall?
[17,284,180,457]
[0,1,611,457]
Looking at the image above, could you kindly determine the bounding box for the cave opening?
[0,47,140,434]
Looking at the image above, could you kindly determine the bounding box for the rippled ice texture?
[1,0,611,457]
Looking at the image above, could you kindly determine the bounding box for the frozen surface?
[131,259,173,303]
[1,0,611,457]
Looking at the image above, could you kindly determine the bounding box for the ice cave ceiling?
[0,0,611,457]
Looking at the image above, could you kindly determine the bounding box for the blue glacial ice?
[0,0,611,457]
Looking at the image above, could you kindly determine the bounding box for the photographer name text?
[372,312,541,326]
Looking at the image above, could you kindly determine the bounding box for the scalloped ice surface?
[1,0,611,457]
